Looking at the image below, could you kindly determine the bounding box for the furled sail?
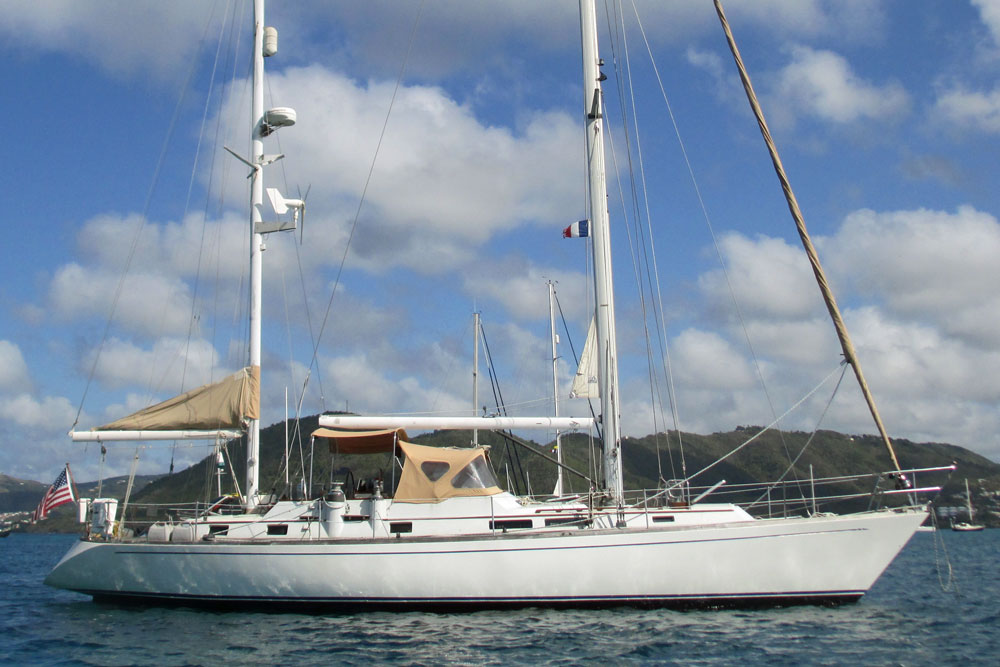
[570,318,599,399]
[96,366,260,432]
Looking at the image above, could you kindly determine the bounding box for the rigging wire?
[479,320,528,495]
[600,1,677,484]
[553,292,601,442]
[300,0,427,407]
[72,7,222,430]
[622,0,690,484]
[680,362,847,487]
[713,0,904,474]
[265,64,327,419]
[258,62,318,494]
[746,361,850,513]
[170,1,240,474]
[620,0,803,486]
[551,290,601,494]
[177,0,234,394]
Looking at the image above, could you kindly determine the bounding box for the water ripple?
[2,532,997,665]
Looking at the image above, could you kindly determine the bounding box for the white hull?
[46,507,926,609]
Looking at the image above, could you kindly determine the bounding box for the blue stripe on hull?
[85,590,865,612]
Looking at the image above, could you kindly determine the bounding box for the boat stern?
[44,538,112,594]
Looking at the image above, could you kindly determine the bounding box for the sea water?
[1,531,997,666]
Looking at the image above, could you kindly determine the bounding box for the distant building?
[935,506,963,519]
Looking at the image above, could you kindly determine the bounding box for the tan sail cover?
[96,366,260,432]
[570,317,599,399]
[394,441,502,503]
[314,427,408,455]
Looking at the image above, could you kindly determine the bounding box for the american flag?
[33,465,75,522]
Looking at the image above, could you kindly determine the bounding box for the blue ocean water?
[1,531,996,666]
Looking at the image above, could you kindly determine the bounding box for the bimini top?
[314,427,408,455]
[312,428,502,503]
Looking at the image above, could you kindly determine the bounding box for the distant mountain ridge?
[0,473,48,514]
[0,473,164,513]
[5,415,998,531]
[133,415,1000,527]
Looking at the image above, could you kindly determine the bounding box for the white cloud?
[697,233,822,322]
[247,67,579,272]
[11,1,1000,482]
[845,306,1000,404]
[741,318,837,366]
[823,206,1000,346]
[35,62,590,442]
[773,46,909,124]
[724,0,886,40]
[76,212,249,283]
[0,393,77,430]
[625,1,887,50]
[314,316,559,425]
[0,0,889,88]
[280,2,579,79]
[199,66,582,280]
[0,1,224,82]
[49,262,195,339]
[483,322,553,409]
[322,352,466,418]
[655,205,1000,461]
[462,258,590,322]
[87,336,225,394]
[933,86,1000,134]
[671,329,757,391]
[0,341,31,392]
[972,0,1000,46]
[46,212,246,340]
[686,48,725,82]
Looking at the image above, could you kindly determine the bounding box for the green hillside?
[5,415,998,532]
[130,415,999,525]
[0,474,48,513]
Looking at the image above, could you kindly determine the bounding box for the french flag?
[563,219,590,238]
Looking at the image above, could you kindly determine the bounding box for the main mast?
[579,0,623,503]
[245,0,266,508]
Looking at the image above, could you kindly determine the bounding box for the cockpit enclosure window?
[452,455,499,489]
[421,460,450,482]
[393,441,502,503]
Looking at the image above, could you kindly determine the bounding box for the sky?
[2,0,1000,484]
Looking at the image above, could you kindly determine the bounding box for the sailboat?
[46,0,952,609]
[951,479,985,532]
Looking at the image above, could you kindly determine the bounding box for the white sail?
[570,317,599,399]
